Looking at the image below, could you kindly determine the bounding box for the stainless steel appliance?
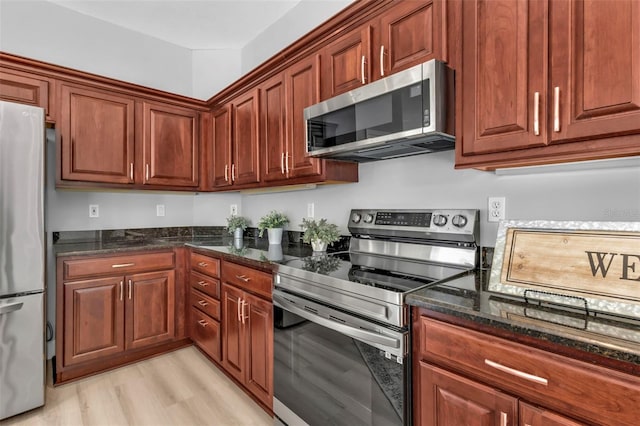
[273,209,479,426]
[0,101,46,420]
[304,59,454,162]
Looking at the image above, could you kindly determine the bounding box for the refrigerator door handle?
[0,302,24,315]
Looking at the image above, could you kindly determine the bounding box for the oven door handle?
[273,294,401,350]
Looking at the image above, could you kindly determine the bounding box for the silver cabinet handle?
[484,359,548,385]
[285,152,290,176]
[120,281,123,301]
[224,164,229,182]
[198,300,208,307]
[112,263,135,268]
[237,297,242,322]
[128,279,132,300]
[145,163,150,181]
[198,319,208,327]
[198,262,208,267]
[553,86,560,132]
[533,91,540,136]
[0,302,23,315]
[241,300,248,324]
[235,274,251,283]
[500,412,508,426]
[281,152,285,174]
[380,45,385,77]
[361,55,366,84]
[231,163,236,182]
[130,163,134,180]
[197,280,209,287]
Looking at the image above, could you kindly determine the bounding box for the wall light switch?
[307,202,315,218]
[230,204,238,216]
[89,204,99,218]
[156,204,165,217]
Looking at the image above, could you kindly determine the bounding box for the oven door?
[273,290,410,426]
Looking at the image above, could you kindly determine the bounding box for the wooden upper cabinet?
[0,67,53,121]
[231,89,260,186]
[321,0,446,99]
[378,0,446,77]
[460,0,548,156]
[261,73,287,182]
[285,54,323,179]
[59,84,135,184]
[212,105,233,188]
[142,101,199,187]
[549,0,640,144]
[321,26,372,100]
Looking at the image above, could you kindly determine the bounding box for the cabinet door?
[549,0,640,144]
[0,67,52,121]
[418,362,517,426]
[60,84,135,184]
[261,74,288,182]
[222,284,245,383]
[232,89,260,185]
[378,0,446,78]
[63,277,125,366]
[321,25,372,99]
[460,0,549,156]
[212,105,233,188]
[125,270,175,350]
[285,55,323,178]
[244,292,273,409]
[190,307,222,362]
[520,402,585,426]
[142,102,199,187]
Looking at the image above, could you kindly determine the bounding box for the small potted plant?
[300,218,340,252]
[257,210,289,244]
[226,215,250,240]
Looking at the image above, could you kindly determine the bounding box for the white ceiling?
[45,0,345,50]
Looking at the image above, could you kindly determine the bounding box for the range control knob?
[433,214,448,227]
[364,214,374,223]
[452,214,468,228]
[351,213,362,223]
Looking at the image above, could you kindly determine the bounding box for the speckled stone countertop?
[406,270,640,373]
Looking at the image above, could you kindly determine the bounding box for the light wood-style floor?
[4,347,273,426]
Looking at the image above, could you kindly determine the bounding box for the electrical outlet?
[89,204,99,218]
[230,204,238,216]
[156,204,165,217]
[307,202,315,218]
[488,197,506,222]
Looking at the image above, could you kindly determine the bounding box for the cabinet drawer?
[191,252,220,277]
[418,317,640,426]
[190,307,221,362]
[62,251,175,280]
[190,271,220,300]
[222,261,272,299]
[190,288,220,321]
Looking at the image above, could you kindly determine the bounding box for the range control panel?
[348,209,479,242]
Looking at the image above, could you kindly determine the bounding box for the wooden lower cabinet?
[56,251,182,383]
[519,402,585,426]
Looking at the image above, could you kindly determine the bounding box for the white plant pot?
[267,228,283,244]
[267,244,283,261]
[233,227,244,240]
[311,240,328,252]
[233,238,243,249]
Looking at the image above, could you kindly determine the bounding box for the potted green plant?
[300,218,340,252]
[257,210,289,244]
[226,215,250,240]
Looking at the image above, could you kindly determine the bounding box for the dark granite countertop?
[406,270,640,373]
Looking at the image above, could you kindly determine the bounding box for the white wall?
[0,0,193,96]
[192,48,242,100]
[241,151,640,247]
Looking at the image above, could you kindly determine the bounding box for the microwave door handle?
[273,294,400,350]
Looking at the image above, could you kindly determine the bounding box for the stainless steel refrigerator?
[0,100,46,420]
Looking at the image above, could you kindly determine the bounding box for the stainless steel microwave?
[305,59,454,162]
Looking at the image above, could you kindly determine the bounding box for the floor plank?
[3,347,273,426]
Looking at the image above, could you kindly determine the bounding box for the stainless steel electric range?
[273,209,480,426]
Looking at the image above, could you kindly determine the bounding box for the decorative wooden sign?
[489,221,640,319]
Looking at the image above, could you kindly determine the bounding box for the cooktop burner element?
[275,209,480,327]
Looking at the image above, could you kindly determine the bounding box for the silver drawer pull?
[112,263,135,268]
[484,359,548,386]
[198,262,208,267]
[500,412,508,426]
[235,274,251,282]
[197,281,209,287]
[198,300,208,307]
[198,319,208,327]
